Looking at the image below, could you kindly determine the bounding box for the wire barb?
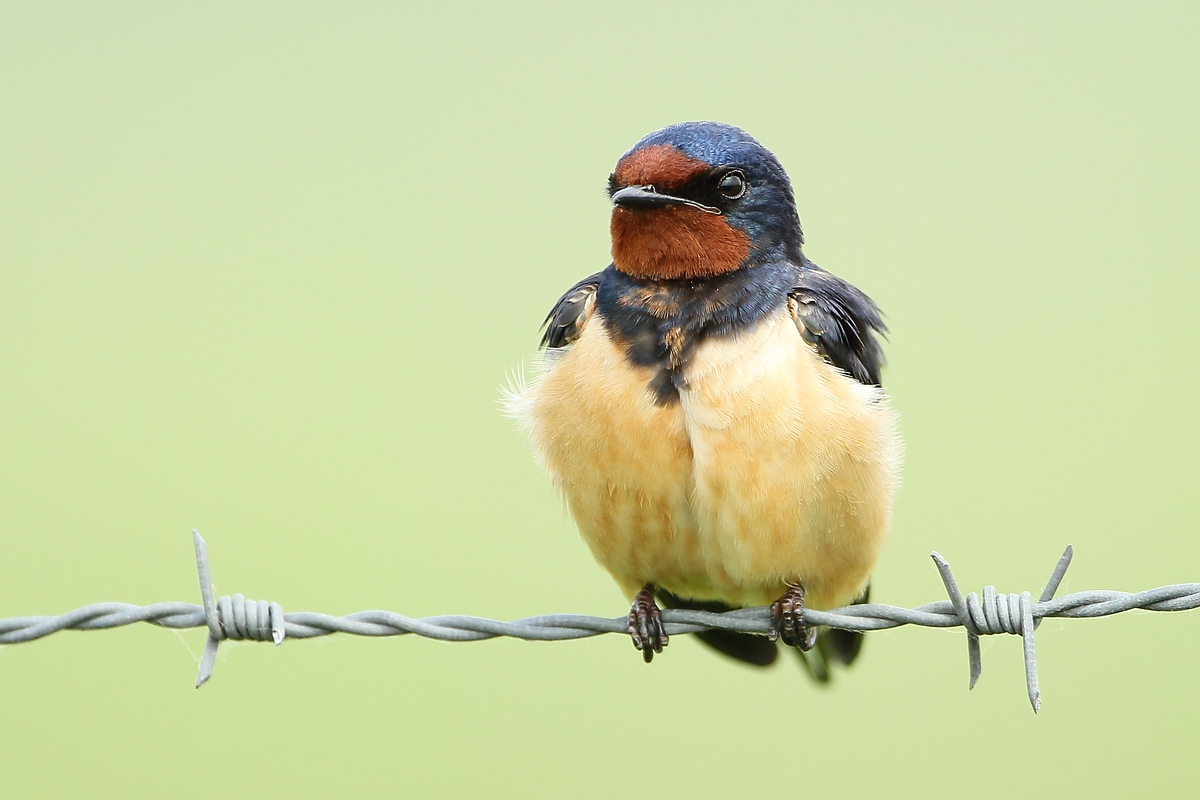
[1,536,1197,712]
[192,530,284,688]
[931,546,1072,712]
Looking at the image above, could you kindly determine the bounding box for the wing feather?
[789,266,887,386]
[540,273,602,349]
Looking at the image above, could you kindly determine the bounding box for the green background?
[2,3,1198,797]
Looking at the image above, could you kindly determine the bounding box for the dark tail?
[656,586,871,681]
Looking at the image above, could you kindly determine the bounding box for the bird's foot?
[628,584,668,663]
[769,584,817,651]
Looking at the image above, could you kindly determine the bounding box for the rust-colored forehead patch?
[612,144,711,190]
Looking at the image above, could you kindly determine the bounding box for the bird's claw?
[769,584,817,651]
[628,584,668,663]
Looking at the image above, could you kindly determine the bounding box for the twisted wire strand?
[4,588,1198,643]
[1,532,1198,711]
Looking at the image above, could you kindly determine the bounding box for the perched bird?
[506,122,901,678]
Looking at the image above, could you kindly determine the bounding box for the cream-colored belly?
[507,307,901,610]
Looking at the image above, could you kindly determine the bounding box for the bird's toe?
[627,584,668,663]
[770,584,817,651]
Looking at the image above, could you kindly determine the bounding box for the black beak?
[610,185,720,214]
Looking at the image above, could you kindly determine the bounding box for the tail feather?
[820,584,870,667]
[694,627,779,666]
[655,590,778,667]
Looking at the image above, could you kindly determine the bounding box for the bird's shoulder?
[539,264,887,387]
[541,272,603,349]
[787,263,887,386]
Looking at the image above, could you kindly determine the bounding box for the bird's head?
[608,122,803,281]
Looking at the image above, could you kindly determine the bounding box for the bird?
[505,122,901,679]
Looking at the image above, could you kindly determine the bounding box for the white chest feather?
[507,306,901,610]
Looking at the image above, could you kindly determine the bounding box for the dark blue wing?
[790,265,887,386]
[540,273,602,349]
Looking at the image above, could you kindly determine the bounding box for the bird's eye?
[717,171,747,200]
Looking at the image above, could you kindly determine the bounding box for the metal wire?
[1,531,1197,712]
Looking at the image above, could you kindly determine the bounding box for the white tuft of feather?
[499,361,531,420]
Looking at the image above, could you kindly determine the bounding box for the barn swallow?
[507,122,901,678]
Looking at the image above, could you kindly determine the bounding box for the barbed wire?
[2,531,1198,713]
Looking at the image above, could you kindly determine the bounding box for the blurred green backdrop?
[2,2,1198,797]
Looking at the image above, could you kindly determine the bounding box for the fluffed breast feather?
[507,273,901,614]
